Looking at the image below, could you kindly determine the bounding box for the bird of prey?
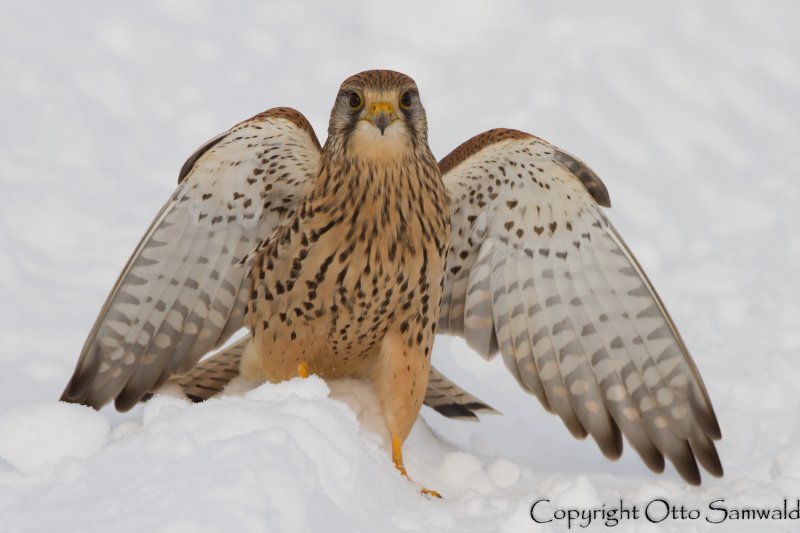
[61,70,722,491]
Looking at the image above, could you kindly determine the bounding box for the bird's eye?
[348,92,362,109]
[399,91,413,108]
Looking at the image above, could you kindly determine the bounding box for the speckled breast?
[247,162,450,379]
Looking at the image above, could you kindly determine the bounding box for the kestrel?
[61,70,722,491]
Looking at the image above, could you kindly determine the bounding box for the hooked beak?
[368,102,393,135]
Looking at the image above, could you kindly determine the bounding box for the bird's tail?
[424,366,499,420]
[170,336,498,420]
[171,337,248,402]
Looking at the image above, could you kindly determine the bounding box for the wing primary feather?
[547,230,623,459]
[567,213,667,472]
[120,221,240,409]
[118,198,198,355]
[61,199,177,404]
[489,244,529,392]
[504,246,551,409]
[114,205,211,409]
[80,198,196,406]
[114,236,207,409]
[589,213,697,438]
[605,222,721,439]
[689,425,724,477]
[168,224,242,368]
[578,211,701,483]
[523,240,587,439]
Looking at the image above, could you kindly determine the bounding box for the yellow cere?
[369,102,393,114]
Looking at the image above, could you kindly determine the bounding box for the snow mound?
[487,458,520,489]
[0,402,109,473]
[553,475,601,508]
[0,378,466,532]
[0,377,796,532]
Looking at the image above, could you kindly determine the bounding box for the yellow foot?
[421,488,442,499]
[392,435,443,499]
[392,436,410,478]
[297,361,309,378]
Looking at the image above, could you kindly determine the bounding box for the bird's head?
[326,70,429,162]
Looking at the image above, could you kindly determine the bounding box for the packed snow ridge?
[0,377,536,532]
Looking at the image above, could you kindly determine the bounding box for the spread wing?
[437,129,722,484]
[61,108,321,411]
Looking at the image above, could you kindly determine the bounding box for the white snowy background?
[1,1,799,532]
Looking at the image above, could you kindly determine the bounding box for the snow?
[553,476,602,509]
[772,448,800,479]
[487,458,520,490]
[0,402,109,473]
[1,1,799,532]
